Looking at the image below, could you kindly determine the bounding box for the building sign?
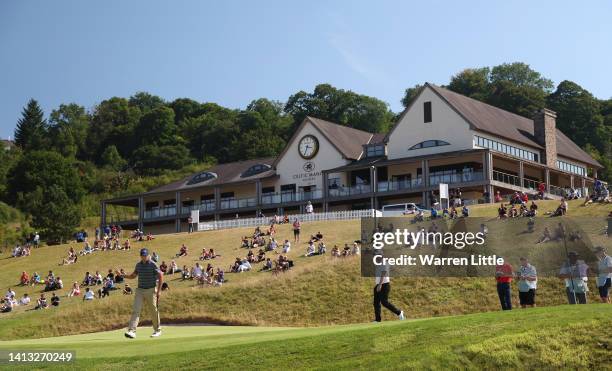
[292,161,321,183]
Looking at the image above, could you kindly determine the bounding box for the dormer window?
[186,171,217,185]
[241,164,271,178]
[409,140,449,150]
[365,144,385,158]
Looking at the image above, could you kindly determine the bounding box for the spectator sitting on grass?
[94,271,103,285]
[550,198,568,217]
[247,249,256,263]
[282,240,291,254]
[342,244,352,257]
[114,268,125,283]
[181,265,190,280]
[97,277,115,298]
[69,282,81,297]
[82,272,93,286]
[536,227,553,244]
[123,239,131,251]
[168,260,181,275]
[1,296,15,313]
[35,293,48,309]
[123,283,133,295]
[29,272,42,286]
[331,245,341,257]
[79,241,94,255]
[318,242,327,255]
[192,263,203,280]
[20,271,29,286]
[261,258,273,271]
[60,247,78,265]
[305,242,316,257]
[176,244,188,258]
[238,258,252,272]
[19,293,30,306]
[498,204,507,218]
[159,261,168,274]
[51,292,60,307]
[256,249,266,262]
[462,205,469,217]
[83,288,94,301]
[267,238,278,252]
[351,242,360,255]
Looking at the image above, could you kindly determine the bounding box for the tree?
[400,84,423,108]
[48,103,90,159]
[131,144,193,175]
[489,62,554,91]
[447,68,491,101]
[183,114,240,162]
[27,185,81,244]
[284,84,394,133]
[101,145,127,171]
[128,92,166,115]
[14,99,47,151]
[135,106,178,146]
[87,97,141,163]
[7,151,84,211]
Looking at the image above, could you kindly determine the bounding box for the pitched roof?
[145,157,277,195]
[411,83,601,168]
[306,117,374,159]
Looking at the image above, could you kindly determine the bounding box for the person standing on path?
[124,248,163,338]
[495,258,513,310]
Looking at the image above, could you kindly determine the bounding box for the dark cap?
[140,248,149,257]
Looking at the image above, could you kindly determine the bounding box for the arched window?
[241,164,272,178]
[409,140,450,150]
[186,171,217,185]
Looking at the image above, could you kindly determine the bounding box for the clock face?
[298,135,319,159]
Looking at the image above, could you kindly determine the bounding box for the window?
[409,140,450,150]
[262,186,275,194]
[473,135,539,163]
[365,144,385,158]
[424,101,432,123]
[186,171,217,185]
[556,160,586,176]
[220,192,234,199]
[241,164,271,178]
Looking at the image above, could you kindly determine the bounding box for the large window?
[424,101,432,123]
[556,160,586,176]
[365,144,385,158]
[409,140,450,150]
[474,135,539,162]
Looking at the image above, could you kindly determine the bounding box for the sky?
[1,0,611,138]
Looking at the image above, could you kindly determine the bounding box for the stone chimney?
[533,108,557,168]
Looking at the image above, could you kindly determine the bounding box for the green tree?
[285,84,394,133]
[400,84,423,108]
[131,144,193,175]
[447,68,491,101]
[26,185,81,244]
[135,106,178,146]
[87,97,141,163]
[128,92,166,115]
[14,99,48,151]
[7,150,84,210]
[101,145,127,171]
[48,103,90,159]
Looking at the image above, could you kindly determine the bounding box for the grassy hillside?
[0,200,609,340]
[1,305,610,370]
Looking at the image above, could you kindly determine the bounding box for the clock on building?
[298,135,319,159]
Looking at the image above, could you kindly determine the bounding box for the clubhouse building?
[102,83,603,234]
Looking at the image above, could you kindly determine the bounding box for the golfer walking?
[124,248,163,338]
[373,255,405,322]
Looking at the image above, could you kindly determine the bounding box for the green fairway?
[0,304,610,370]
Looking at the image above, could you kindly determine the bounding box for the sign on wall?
[190,209,200,223]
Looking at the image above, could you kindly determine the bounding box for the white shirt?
[19,296,30,305]
[375,262,390,285]
[305,204,313,213]
[283,242,291,253]
[84,291,94,300]
[5,290,15,299]
[597,255,612,287]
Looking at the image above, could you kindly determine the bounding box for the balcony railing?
[549,185,565,197]
[429,171,484,186]
[144,205,177,219]
[181,201,216,214]
[328,184,372,198]
[261,190,323,205]
[492,170,521,187]
[220,197,257,210]
[523,178,539,190]
[377,177,423,192]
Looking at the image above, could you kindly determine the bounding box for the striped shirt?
[135,260,160,289]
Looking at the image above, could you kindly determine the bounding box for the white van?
[381,203,427,217]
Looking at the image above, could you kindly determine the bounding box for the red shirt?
[495,263,513,283]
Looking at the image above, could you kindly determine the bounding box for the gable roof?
[146,157,277,195]
[387,83,601,168]
[273,116,373,166]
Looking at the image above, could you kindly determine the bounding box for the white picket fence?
[197,209,381,231]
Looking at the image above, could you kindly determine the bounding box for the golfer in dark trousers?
[124,248,163,338]
[373,260,405,322]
